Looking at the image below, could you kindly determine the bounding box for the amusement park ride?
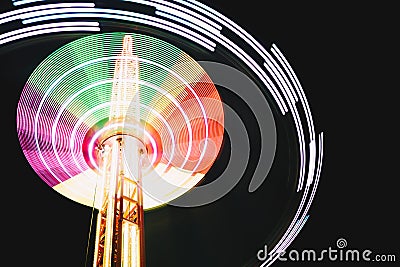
[16,32,225,267]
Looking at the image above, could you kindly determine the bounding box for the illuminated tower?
[93,35,145,267]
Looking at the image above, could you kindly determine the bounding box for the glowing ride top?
[16,32,225,210]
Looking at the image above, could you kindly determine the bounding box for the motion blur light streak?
[262,58,306,193]
[21,10,217,51]
[267,133,324,264]
[155,7,221,33]
[13,0,44,6]
[0,21,99,40]
[3,0,325,266]
[0,3,95,23]
[0,24,100,45]
[0,27,100,45]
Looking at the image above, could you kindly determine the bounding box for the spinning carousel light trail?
[4,1,325,266]
[16,32,225,210]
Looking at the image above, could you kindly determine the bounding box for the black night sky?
[1,1,398,267]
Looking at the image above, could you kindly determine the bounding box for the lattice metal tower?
[92,35,146,267]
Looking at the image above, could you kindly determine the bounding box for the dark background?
[1,1,398,267]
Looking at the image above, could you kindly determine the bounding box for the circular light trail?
[2,1,325,266]
[16,32,225,210]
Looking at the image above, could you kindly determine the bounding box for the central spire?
[109,35,140,123]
